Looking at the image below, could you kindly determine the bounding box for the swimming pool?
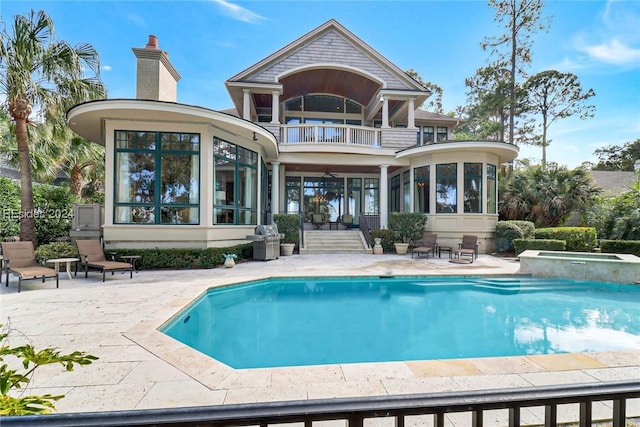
[161,276,640,369]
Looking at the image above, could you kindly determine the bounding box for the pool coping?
[2,253,638,420]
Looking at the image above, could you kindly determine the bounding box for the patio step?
[301,230,370,254]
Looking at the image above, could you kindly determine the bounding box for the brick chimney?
[132,35,180,101]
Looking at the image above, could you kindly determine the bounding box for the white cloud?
[102,65,112,72]
[568,1,640,69]
[583,39,640,65]
[209,0,266,24]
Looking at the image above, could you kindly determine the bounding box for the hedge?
[513,239,566,256]
[506,220,535,239]
[369,229,396,253]
[534,227,597,252]
[599,240,640,257]
[106,243,253,270]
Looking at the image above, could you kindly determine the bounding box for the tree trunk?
[70,165,83,197]
[10,99,37,245]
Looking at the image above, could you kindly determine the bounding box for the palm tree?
[0,10,106,244]
[500,165,601,227]
[64,135,105,197]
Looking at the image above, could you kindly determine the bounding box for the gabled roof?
[226,19,429,94]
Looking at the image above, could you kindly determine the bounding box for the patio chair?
[311,214,325,230]
[411,233,438,259]
[340,214,355,229]
[455,235,478,262]
[75,240,133,282]
[2,242,58,293]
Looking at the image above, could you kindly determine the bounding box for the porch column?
[407,98,416,129]
[381,96,390,128]
[271,91,280,124]
[242,89,251,120]
[271,161,280,219]
[379,164,389,228]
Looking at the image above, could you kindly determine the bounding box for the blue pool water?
[161,276,640,369]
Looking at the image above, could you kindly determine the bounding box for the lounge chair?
[455,235,478,262]
[2,242,58,293]
[75,240,133,282]
[411,233,438,259]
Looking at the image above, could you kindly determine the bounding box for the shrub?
[506,220,535,239]
[535,227,597,252]
[273,214,301,249]
[34,242,78,260]
[0,177,20,240]
[600,240,640,257]
[388,213,427,244]
[369,229,396,253]
[32,184,79,246]
[495,221,524,253]
[513,239,566,255]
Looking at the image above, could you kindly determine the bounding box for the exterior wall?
[251,31,410,90]
[407,150,503,254]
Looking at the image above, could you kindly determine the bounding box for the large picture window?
[114,131,200,224]
[390,174,401,213]
[464,163,483,213]
[436,163,457,213]
[213,138,258,225]
[414,166,430,213]
[487,164,497,214]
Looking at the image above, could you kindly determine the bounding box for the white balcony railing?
[280,124,381,147]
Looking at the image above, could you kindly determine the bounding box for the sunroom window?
[213,138,258,225]
[464,163,483,213]
[114,131,200,224]
[436,163,457,213]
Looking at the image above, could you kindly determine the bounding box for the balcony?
[280,124,381,147]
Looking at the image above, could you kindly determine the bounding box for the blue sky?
[2,0,639,168]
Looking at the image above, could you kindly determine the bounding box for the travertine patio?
[1,253,638,425]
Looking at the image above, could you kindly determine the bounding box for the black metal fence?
[3,380,639,427]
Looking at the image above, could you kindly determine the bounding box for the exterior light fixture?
[252,132,258,141]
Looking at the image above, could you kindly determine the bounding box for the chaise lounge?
[2,242,59,293]
[75,240,133,282]
[411,233,438,259]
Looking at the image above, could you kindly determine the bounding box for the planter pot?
[373,237,383,255]
[224,257,235,268]
[394,243,410,255]
[280,243,295,256]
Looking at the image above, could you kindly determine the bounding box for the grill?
[247,224,283,261]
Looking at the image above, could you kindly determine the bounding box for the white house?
[67,19,518,252]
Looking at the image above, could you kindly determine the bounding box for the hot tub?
[518,250,640,284]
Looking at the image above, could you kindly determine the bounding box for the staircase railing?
[359,213,371,248]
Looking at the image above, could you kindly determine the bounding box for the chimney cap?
[145,35,158,49]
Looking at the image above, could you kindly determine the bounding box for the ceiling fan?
[322,169,338,178]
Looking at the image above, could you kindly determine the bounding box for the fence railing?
[3,380,639,427]
[281,124,381,147]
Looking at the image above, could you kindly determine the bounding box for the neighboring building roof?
[590,170,636,195]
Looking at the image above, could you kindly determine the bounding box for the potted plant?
[273,213,301,256]
[388,212,428,255]
[223,253,237,268]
